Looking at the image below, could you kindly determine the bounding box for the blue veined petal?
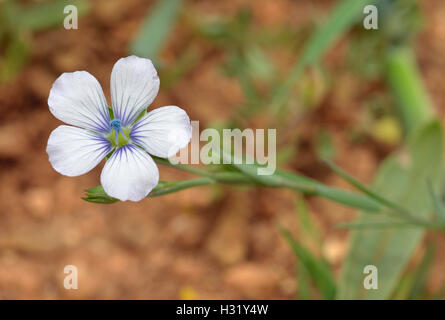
[48,71,111,133]
[131,106,192,158]
[100,144,159,201]
[46,125,112,177]
[110,56,160,127]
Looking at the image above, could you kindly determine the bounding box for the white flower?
[46,56,192,201]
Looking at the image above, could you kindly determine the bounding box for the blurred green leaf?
[281,226,336,299]
[223,52,261,105]
[297,198,321,246]
[196,8,252,46]
[391,271,415,300]
[295,198,321,299]
[338,121,444,299]
[245,45,274,81]
[297,66,327,110]
[0,0,16,32]
[391,243,434,300]
[316,130,335,161]
[379,0,422,44]
[325,159,433,228]
[0,0,89,82]
[130,0,183,62]
[162,46,200,87]
[297,261,312,300]
[348,0,422,80]
[271,0,375,113]
[427,180,445,223]
[386,47,433,134]
[0,34,30,82]
[271,170,384,213]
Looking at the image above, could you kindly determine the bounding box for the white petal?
[110,56,160,126]
[47,125,112,177]
[130,106,192,158]
[48,71,111,133]
[101,144,159,201]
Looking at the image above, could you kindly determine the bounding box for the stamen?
[109,118,129,146]
[110,119,122,145]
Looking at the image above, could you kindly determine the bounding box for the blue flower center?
[108,119,130,147]
[110,119,122,132]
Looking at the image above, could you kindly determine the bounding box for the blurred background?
[1,0,445,299]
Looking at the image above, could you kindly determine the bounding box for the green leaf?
[83,185,118,204]
[130,0,183,62]
[297,261,312,300]
[386,47,433,134]
[325,159,434,228]
[274,170,385,213]
[0,33,30,82]
[281,226,336,299]
[391,243,435,300]
[427,180,445,223]
[295,198,321,299]
[338,121,444,299]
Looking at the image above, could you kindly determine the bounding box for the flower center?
[108,119,131,147]
[110,119,122,132]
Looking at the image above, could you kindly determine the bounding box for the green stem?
[153,156,214,177]
[149,177,215,197]
[324,159,435,227]
[153,157,384,213]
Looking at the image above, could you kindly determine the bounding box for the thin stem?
[324,159,435,227]
[153,156,214,178]
[149,177,215,197]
